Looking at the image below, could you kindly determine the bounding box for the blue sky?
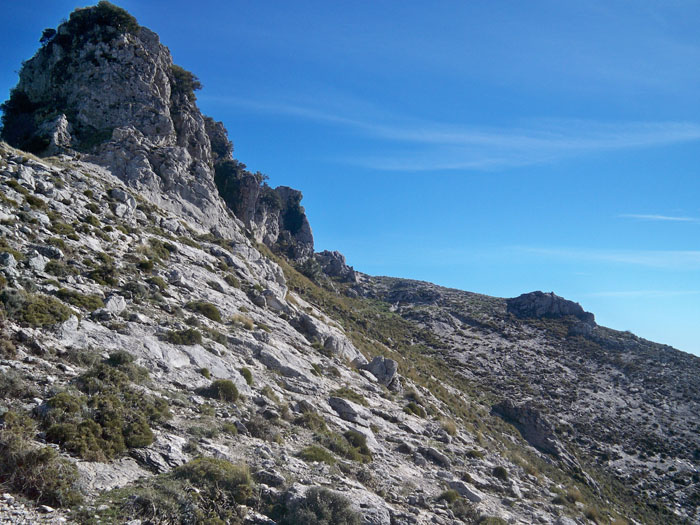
[2,1,700,355]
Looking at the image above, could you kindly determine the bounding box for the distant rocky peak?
[506,291,596,326]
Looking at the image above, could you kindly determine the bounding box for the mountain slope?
[0,3,697,524]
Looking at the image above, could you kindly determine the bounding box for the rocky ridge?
[0,3,698,524]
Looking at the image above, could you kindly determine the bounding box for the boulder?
[328,396,371,426]
[361,356,401,391]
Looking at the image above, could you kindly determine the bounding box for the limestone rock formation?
[506,290,596,326]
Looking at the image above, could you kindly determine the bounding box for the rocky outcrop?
[506,291,595,326]
[0,2,313,252]
[214,159,314,260]
[315,250,358,283]
[360,356,401,391]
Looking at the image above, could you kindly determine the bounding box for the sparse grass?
[438,489,460,503]
[330,387,368,406]
[41,352,169,462]
[298,445,336,465]
[231,313,254,330]
[86,457,253,524]
[404,401,426,418]
[0,411,82,507]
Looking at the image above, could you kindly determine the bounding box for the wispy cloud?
[517,247,700,270]
[586,290,700,298]
[618,214,698,222]
[206,95,700,171]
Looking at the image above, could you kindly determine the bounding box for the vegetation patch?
[0,289,73,326]
[165,328,202,345]
[200,379,239,402]
[240,367,253,385]
[330,387,368,406]
[0,411,82,507]
[41,352,169,461]
[298,445,336,465]
[56,288,104,310]
[278,487,361,525]
[186,300,222,323]
[86,457,253,524]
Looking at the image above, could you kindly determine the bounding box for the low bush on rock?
[165,328,202,345]
[186,300,222,322]
[86,457,253,524]
[0,411,82,507]
[56,288,104,310]
[200,379,239,402]
[0,289,73,326]
[239,367,253,385]
[298,445,336,465]
[279,487,361,525]
[330,387,368,406]
[41,352,169,461]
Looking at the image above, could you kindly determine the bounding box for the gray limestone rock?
[507,291,595,326]
[361,356,401,391]
[447,480,484,503]
[328,396,371,427]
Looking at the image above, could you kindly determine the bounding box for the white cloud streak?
[517,247,700,270]
[205,96,700,171]
[618,214,698,222]
[586,290,700,298]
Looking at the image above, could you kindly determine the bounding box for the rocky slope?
[0,3,697,525]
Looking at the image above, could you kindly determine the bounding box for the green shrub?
[0,411,83,507]
[88,263,118,285]
[137,258,154,271]
[199,367,211,379]
[239,367,253,386]
[478,518,508,525]
[205,379,238,402]
[93,457,252,523]
[403,401,426,418]
[165,328,202,345]
[56,288,104,310]
[294,410,328,432]
[245,415,280,443]
[492,466,508,481]
[224,274,240,288]
[170,64,202,101]
[186,300,222,322]
[41,353,168,461]
[438,489,460,503]
[280,487,361,525]
[343,430,372,461]
[50,221,75,235]
[60,1,139,42]
[318,430,371,463]
[298,445,336,465]
[0,290,73,326]
[45,260,77,277]
[176,457,252,503]
[25,194,46,210]
[147,276,168,291]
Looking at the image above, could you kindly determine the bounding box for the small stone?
[39,504,54,513]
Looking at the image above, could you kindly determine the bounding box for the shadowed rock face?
[506,291,596,326]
